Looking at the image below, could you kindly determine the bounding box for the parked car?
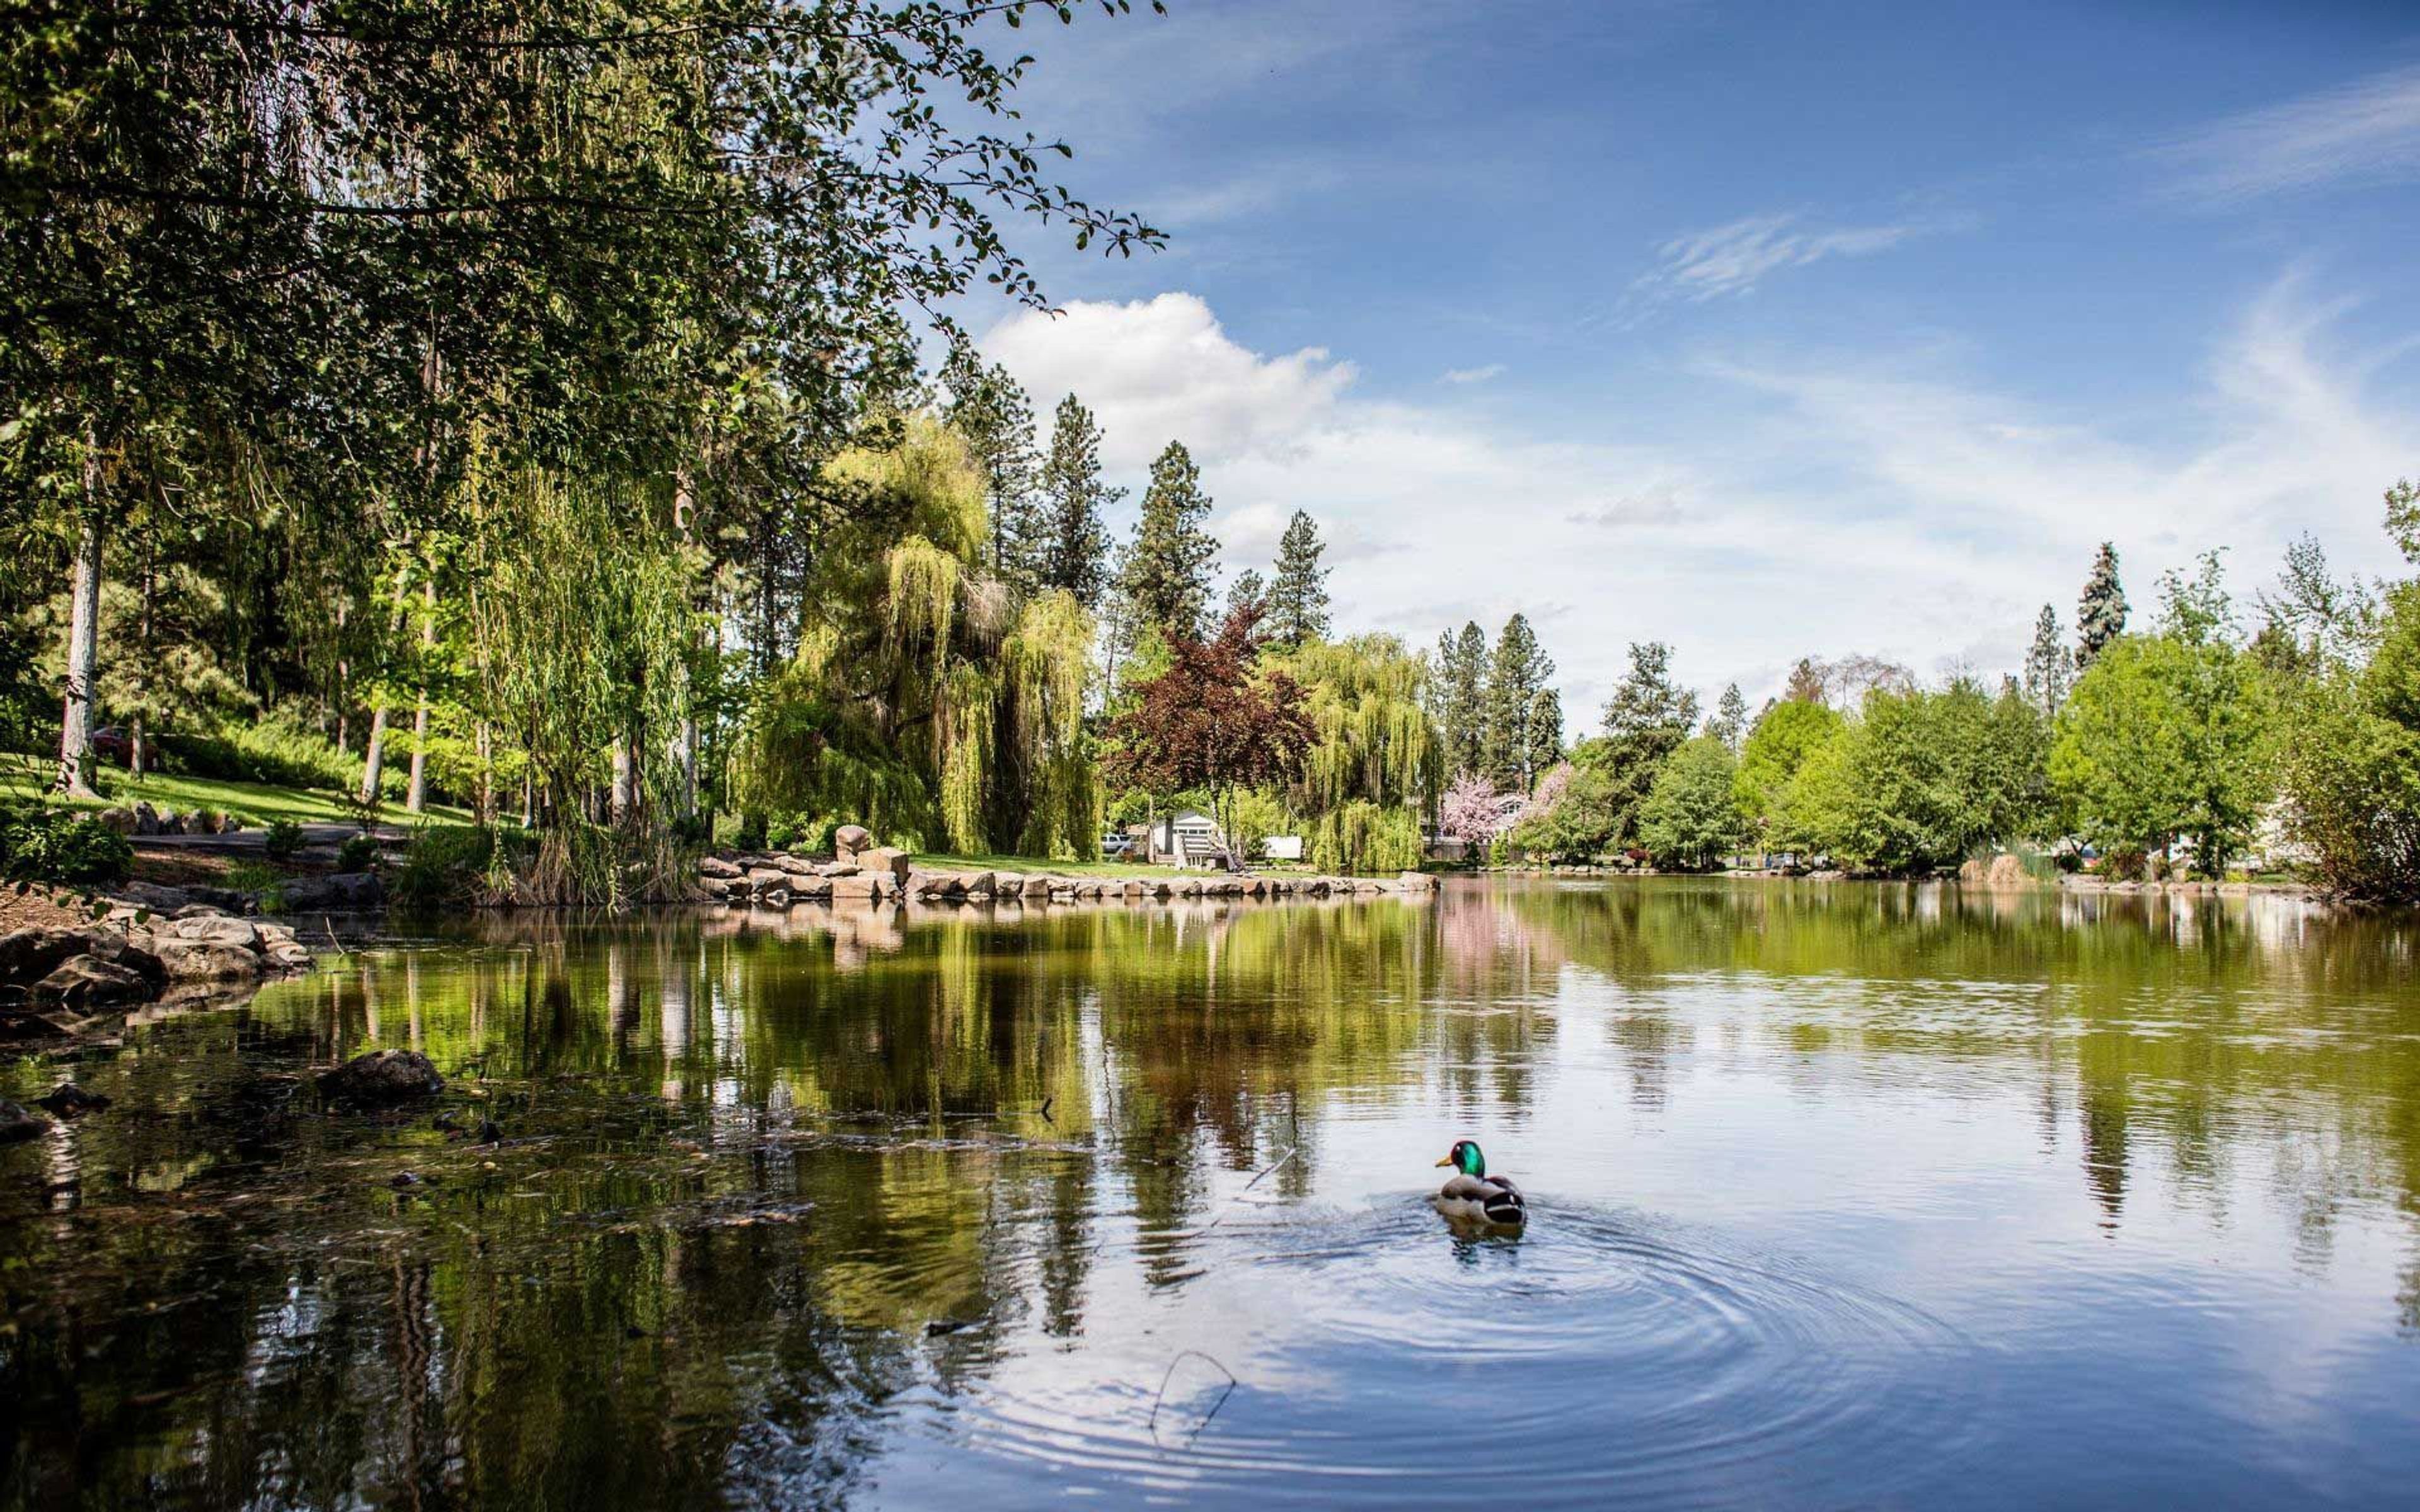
[90,726,134,765]
[1100,831,1133,857]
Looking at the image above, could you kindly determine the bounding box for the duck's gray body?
[1433,1171,1526,1227]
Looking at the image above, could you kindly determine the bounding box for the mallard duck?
[1432,1138,1526,1227]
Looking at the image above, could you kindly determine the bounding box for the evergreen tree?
[1035,394,1121,611]
[1708,682,1749,752]
[1526,687,1564,778]
[1434,621,1489,778]
[1266,510,1332,647]
[2077,541,2129,668]
[940,344,1042,590]
[1225,568,1267,625]
[1592,641,1702,845]
[2022,604,2073,716]
[1121,441,1219,640]
[1783,656,1827,704]
[1481,613,1555,790]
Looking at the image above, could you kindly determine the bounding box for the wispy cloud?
[1625,212,1929,311]
[1567,484,1688,530]
[2158,64,2420,204]
[1439,363,1506,385]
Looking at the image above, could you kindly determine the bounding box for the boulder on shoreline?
[277,871,384,913]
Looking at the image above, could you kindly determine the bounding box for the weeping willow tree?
[1281,634,1441,873]
[735,417,1099,857]
[468,470,699,903]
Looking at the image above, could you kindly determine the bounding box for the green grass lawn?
[1,752,475,827]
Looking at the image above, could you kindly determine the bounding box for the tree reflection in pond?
[5,880,2419,1508]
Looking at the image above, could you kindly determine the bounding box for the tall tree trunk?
[674,466,699,819]
[129,547,154,779]
[358,550,413,806]
[53,508,103,798]
[359,708,388,805]
[475,721,494,827]
[334,597,350,757]
[406,575,435,814]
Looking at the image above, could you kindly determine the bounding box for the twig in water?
[1240,1145,1299,1193]
[1149,1349,1238,1449]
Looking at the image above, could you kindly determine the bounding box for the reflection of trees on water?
[10,884,2420,1501]
[1,895,1568,1502]
[1480,879,2420,1261]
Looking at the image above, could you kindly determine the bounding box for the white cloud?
[1440,364,1507,385]
[1567,484,1689,530]
[2158,64,2420,204]
[981,293,1356,473]
[1625,212,1928,309]
[981,275,2417,712]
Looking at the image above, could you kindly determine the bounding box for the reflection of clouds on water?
[13,883,2420,1506]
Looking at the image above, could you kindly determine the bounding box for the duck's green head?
[1434,1139,1485,1177]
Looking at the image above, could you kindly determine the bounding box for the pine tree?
[1265,509,1331,647]
[1034,393,1121,611]
[2022,604,2072,716]
[2077,542,2128,668]
[1526,687,1564,779]
[1596,641,1701,845]
[1433,621,1489,778]
[1224,568,1267,625]
[1121,440,1219,640]
[1783,656,1826,704]
[1481,613,1555,790]
[1708,682,1749,752]
[940,345,1042,590]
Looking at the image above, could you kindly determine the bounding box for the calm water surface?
[5,879,2419,1508]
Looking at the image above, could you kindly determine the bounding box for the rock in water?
[0,1100,49,1143]
[36,1083,110,1117]
[32,955,151,1008]
[319,1049,444,1107]
[277,872,386,912]
[861,846,913,883]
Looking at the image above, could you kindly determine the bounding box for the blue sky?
[962,0,2420,716]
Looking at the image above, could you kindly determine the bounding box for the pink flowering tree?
[1439,772,1515,842]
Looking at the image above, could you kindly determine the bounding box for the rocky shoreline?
[696,827,1439,908]
[1,906,314,1042]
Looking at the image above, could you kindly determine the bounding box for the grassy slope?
[1,752,475,825]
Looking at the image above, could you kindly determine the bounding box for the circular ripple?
[886,1199,1981,1509]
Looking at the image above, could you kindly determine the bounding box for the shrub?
[225,859,285,911]
[156,708,367,793]
[0,805,134,888]
[2098,845,2148,881]
[336,833,382,871]
[263,818,306,861]
[391,825,504,908]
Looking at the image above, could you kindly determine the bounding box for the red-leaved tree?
[1105,602,1311,863]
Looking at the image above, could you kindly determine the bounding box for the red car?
[89,726,134,766]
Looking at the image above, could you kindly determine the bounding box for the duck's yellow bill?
[1434,1157,1452,1167]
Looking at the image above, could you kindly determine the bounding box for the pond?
[5,879,2419,1508]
